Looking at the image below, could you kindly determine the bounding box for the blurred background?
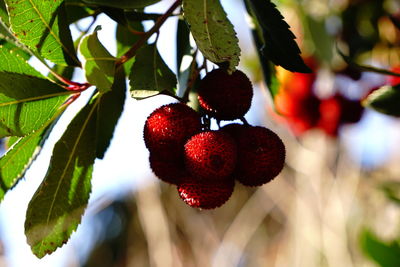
[1,0,400,266]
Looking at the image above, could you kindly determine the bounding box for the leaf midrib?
[202,0,215,58]
[0,91,71,107]
[24,0,77,63]
[0,105,67,187]
[37,99,98,254]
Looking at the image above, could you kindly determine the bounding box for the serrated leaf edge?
[32,98,99,256]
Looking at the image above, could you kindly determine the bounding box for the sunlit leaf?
[183,0,240,73]
[116,22,143,73]
[0,45,42,77]
[5,0,79,66]
[246,0,310,73]
[363,85,400,117]
[79,27,116,94]
[0,0,9,27]
[0,73,70,138]
[25,98,98,258]
[0,105,66,202]
[129,43,177,99]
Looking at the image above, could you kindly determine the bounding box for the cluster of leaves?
[0,0,310,259]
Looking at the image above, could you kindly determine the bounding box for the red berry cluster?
[143,69,286,209]
[274,60,365,137]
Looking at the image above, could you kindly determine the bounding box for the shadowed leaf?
[246,0,310,73]
[25,98,99,258]
[129,43,177,99]
[183,0,240,73]
[363,85,400,117]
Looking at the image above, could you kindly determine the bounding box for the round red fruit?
[149,152,186,185]
[223,124,285,186]
[198,69,253,120]
[178,178,234,209]
[143,103,202,156]
[184,131,237,181]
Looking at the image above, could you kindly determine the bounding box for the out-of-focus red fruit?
[223,124,286,186]
[388,66,400,85]
[317,96,342,136]
[184,131,237,181]
[276,58,317,99]
[317,93,364,136]
[275,90,321,136]
[177,178,235,209]
[197,69,253,120]
[143,103,202,157]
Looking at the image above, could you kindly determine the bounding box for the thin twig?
[115,0,182,69]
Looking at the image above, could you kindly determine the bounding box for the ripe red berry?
[149,153,186,185]
[198,69,253,120]
[178,178,234,209]
[223,124,285,186]
[184,131,237,181]
[143,103,202,156]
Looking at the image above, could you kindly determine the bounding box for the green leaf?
[65,0,97,24]
[5,0,79,66]
[176,17,191,75]
[182,0,240,73]
[0,105,66,202]
[0,0,9,27]
[360,229,400,267]
[0,45,42,77]
[25,98,98,258]
[363,85,400,117]
[246,0,311,73]
[129,43,177,99]
[47,65,75,85]
[96,68,126,159]
[244,1,279,99]
[81,0,161,9]
[0,72,70,138]
[79,27,116,94]
[116,22,143,73]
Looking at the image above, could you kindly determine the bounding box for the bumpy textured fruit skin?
[198,69,253,120]
[144,103,202,157]
[149,153,186,185]
[223,124,285,186]
[184,131,237,181]
[178,178,234,209]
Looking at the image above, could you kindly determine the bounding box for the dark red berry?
[198,69,253,120]
[184,131,237,181]
[178,178,234,209]
[143,103,202,157]
[223,124,285,186]
[149,152,186,185]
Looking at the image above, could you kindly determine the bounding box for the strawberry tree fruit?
[149,153,187,185]
[184,130,237,181]
[143,102,202,157]
[197,69,253,120]
[223,124,286,186]
[177,178,235,209]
